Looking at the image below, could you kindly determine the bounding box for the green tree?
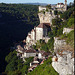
[27,57,59,75]
[67,18,74,27]
[5,52,14,63]
[60,7,74,20]
[54,10,58,15]
[52,18,62,28]
[47,37,54,51]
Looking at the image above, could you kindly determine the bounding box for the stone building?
[52,0,67,12]
[38,0,67,25]
[39,6,46,12]
[22,49,37,58]
[38,11,56,25]
[26,23,51,46]
[57,3,64,8]
[56,0,67,12]
[36,23,51,40]
[39,0,67,13]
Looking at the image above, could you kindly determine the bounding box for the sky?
[0,0,74,4]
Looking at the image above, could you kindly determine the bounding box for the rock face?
[52,51,74,75]
[54,37,66,53]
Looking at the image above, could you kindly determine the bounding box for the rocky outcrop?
[52,51,74,75]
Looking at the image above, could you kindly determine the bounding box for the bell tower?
[65,0,67,5]
[64,0,67,11]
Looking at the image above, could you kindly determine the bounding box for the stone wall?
[26,33,31,44]
[38,12,56,25]
[54,37,66,53]
[36,27,43,40]
[26,25,51,47]
[39,6,46,12]
[22,53,36,58]
[63,28,73,34]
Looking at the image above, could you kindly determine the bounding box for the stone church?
[26,23,51,46]
[39,0,67,12]
[56,0,67,11]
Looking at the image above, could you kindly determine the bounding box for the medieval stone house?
[22,49,37,58]
[26,23,51,46]
[39,0,67,12]
[56,0,67,11]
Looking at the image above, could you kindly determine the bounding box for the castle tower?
[64,0,67,11]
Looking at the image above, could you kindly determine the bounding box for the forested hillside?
[0,3,39,73]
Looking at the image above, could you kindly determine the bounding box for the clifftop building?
[25,0,67,48]
[26,23,51,46]
[39,0,67,12]
[56,0,67,11]
[38,11,56,25]
[38,0,67,25]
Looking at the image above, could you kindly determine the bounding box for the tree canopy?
[0,3,39,73]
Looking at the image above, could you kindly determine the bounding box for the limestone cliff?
[52,28,74,75]
[52,51,74,75]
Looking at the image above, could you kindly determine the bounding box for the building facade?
[26,23,51,46]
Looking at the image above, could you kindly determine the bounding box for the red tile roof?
[33,56,38,61]
[40,59,45,64]
[42,52,50,56]
[25,50,36,53]
[17,45,24,50]
[37,23,50,28]
[39,50,45,54]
